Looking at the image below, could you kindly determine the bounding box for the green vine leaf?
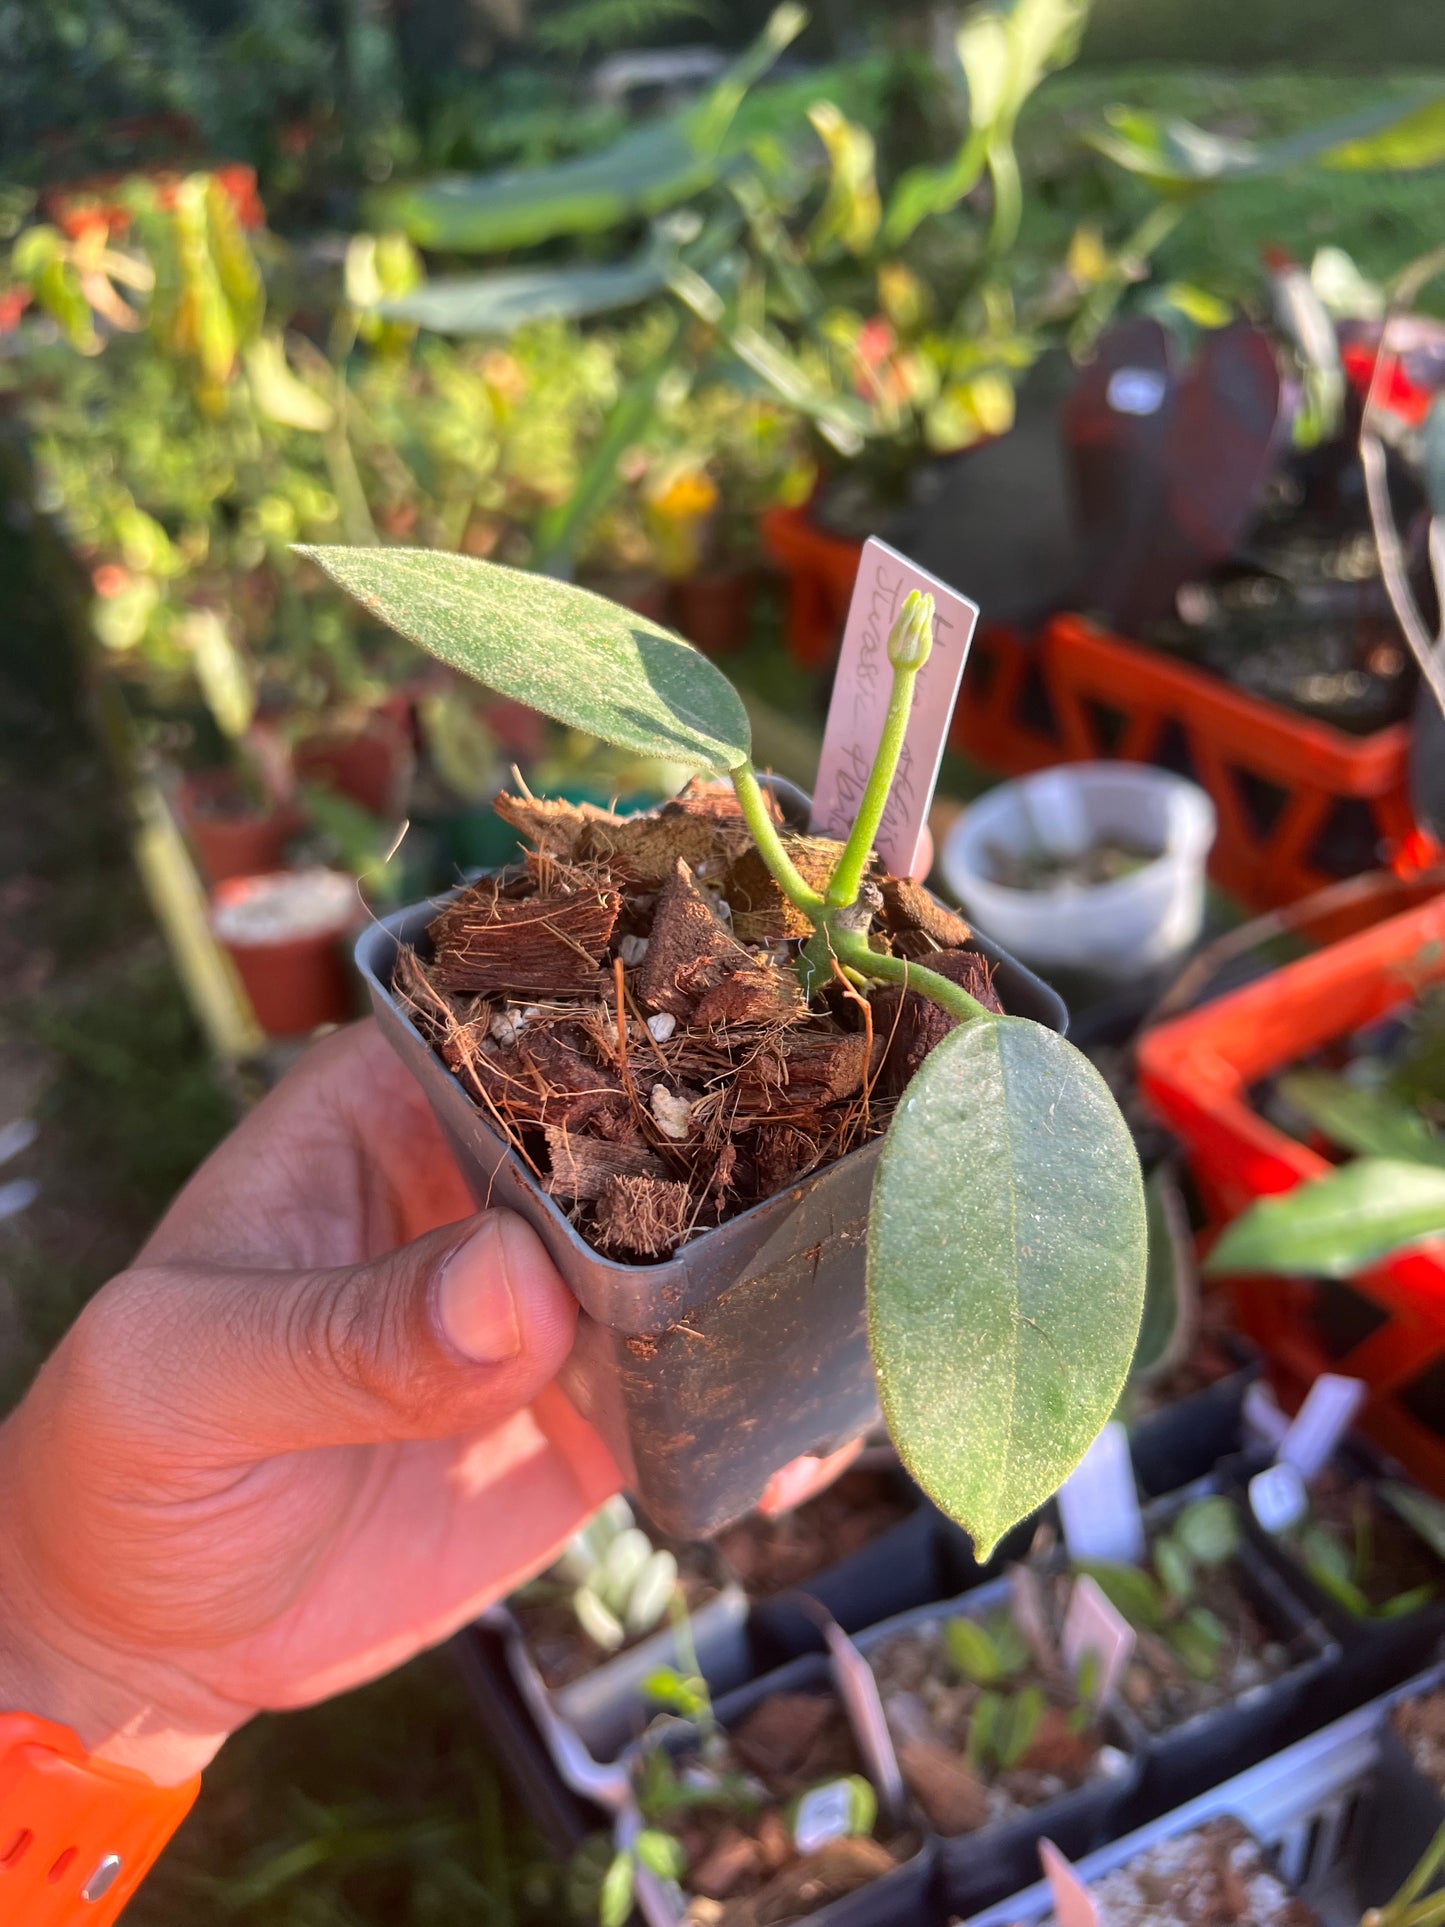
[299,547,751,771]
[868,1016,1147,1560]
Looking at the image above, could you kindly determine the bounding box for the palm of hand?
[0,1023,618,1761]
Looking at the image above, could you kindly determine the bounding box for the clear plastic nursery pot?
[355,819,1066,1540]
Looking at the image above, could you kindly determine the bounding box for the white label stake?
[1058,1421,1147,1567]
[1062,1575,1136,1705]
[824,1621,907,1823]
[1278,1374,1366,1481]
[810,538,978,879]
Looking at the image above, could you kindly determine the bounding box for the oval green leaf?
[868,1016,1147,1561]
[299,547,751,772]
[1203,1157,1445,1280]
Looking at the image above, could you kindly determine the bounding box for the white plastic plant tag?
[1039,1838,1101,1927]
[1278,1374,1366,1480]
[792,1779,855,1854]
[1062,1575,1136,1705]
[824,1621,907,1822]
[1243,1378,1289,1452]
[810,538,978,879]
[1249,1461,1309,1537]
[1058,1422,1147,1567]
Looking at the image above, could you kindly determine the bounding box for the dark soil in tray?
[511,1555,720,1691]
[868,1582,1118,1836]
[652,1689,917,1926]
[1392,1688,1445,1798]
[1032,1815,1319,1926]
[1127,1323,1248,1424]
[1284,1467,1443,1619]
[714,1468,915,1598]
[393,779,1005,1263]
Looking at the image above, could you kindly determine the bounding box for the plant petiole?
[729,759,824,919]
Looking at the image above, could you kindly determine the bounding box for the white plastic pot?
[940,763,1217,979]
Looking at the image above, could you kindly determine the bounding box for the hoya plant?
[303,547,1148,1557]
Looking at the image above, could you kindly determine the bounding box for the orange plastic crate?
[1045,614,1421,913]
[1138,893,1445,1495]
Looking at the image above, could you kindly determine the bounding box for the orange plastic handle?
[0,1715,200,1925]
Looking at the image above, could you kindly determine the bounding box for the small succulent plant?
[555,1496,681,1653]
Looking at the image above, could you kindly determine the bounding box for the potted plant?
[210,865,363,1038]
[608,1656,930,1927]
[856,1573,1138,1911]
[306,544,1148,1557]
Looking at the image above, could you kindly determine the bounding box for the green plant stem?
[1380,1821,1445,1927]
[824,661,919,911]
[729,760,823,918]
[986,137,1023,255]
[831,933,989,1024]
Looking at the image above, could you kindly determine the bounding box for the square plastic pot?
[959,1660,1445,1927]
[1123,1484,1341,1824]
[622,1651,939,1927]
[1229,1440,1445,1708]
[852,1574,1142,1918]
[1126,1336,1262,1501]
[356,874,1065,1540]
[487,1470,1034,1803]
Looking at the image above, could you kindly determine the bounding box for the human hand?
[0,1021,621,1786]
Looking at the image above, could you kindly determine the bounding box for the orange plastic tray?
[1138,892,1445,1494]
[1044,614,1421,913]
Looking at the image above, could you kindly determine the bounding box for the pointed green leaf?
[944,1615,1002,1684]
[1381,1481,1445,1565]
[868,1016,1147,1560]
[1090,88,1445,191]
[365,6,804,252]
[299,548,751,771]
[1204,1158,1445,1280]
[1277,1069,1445,1168]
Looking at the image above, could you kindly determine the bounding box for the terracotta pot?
[673,568,757,656]
[179,772,303,886]
[212,871,361,1039]
[294,715,415,818]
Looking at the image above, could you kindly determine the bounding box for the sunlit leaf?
[599,1850,635,1927]
[869,1016,1147,1559]
[806,102,881,257]
[1279,1069,1445,1167]
[366,5,805,252]
[1205,1158,1445,1279]
[300,547,751,770]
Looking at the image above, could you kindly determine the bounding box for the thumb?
[102,1211,579,1458]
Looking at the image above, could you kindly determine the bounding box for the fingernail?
[435,1215,523,1364]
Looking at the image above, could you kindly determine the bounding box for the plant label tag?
[1278,1374,1366,1480]
[1058,1422,1147,1567]
[1243,1379,1289,1452]
[824,1621,907,1821]
[1039,1838,1101,1927]
[810,537,978,878]
[792,1779,855,1854]
[1062,1575,1136,1705]
[1249,1462,1309,1536]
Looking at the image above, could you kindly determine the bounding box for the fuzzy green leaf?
[1173,1496,1240,1568]
[1132,1161,1196,1384]
[1277,1070,1445,1168]
[944,1615,1002,1684]
[868,1016,1147,1559]
[300,548,751,771]
[1205,1158,1445,1280]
